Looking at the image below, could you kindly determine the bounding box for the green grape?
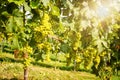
[76,32,81,40]
[37,41,52,61]
[84,47,96,59]
[100,51,107,56]
[33,13,53,62]
[76,56,82,63]
[23,58,32,67]
[23,46,33,54]
[34,13,52,39]
[8,36,13,42]
[73,41,79,50]
[84,60,93,70]
[0,33,5,42]
[64,31,82,66]
[94,55,100,69]
[37,43,44,49]
[93,49,97,57]
[34,26,41,32]
[45,52,51,62]
[43,13,50,21]
[65,53,70,58]
[83,47,100,70]
[7,33,13,36]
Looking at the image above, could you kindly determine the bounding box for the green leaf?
[95,39,104,53]
[6,16,14,32]
[12,9,23,17]
[30,0,39,9]
[41,0,50,7]
[11,35,20,49]
[66,0,73,9]
[51,6,60,16]
[60,43,71,53]
[8,0,24,5]
[58,22,65,32]
[91,28,99,39]
[102,40,108,48]
[7,16,20,33]
[14,17,23,26]
[24,2,31,11]
[1,11,11,17]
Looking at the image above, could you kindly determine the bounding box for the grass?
[0,62,99,80]
[0,53,120,80]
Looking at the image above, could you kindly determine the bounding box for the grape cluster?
[19,46,33,68]
[33,13,53,62]
[7,33,14,42]
[23,57,32,68]
[76,55,82,63]
[100,51,107,57]
[64,31,82,67]
[0,33,5,42]
[83,47,97,70]
[37,41,52,61]
[94,55,100,69]
[37,41,51,50]
[65,53,70,58]
[34,13,53,43]
[68,31,81,50]
[73,32,81,50]
[21,45,33,54]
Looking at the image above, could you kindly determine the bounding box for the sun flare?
[93,0,120,20]
[96,6,109,18]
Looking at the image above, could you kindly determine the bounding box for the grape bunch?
[75,55,82,63]
[68,31,81,50]
[83,47,97,70]
[34,13,53,43]
[0,33,5,42]
[23,57,32,68]
[33,13,53,62]
[94,55,100,69]
[37,41,52,61]
[21,45,33,54]
[37,41,51,50]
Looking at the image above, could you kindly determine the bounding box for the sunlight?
[94,0,120,20]
[96,6,109,18]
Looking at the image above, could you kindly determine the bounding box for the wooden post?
[23,52,29,80]
[24,67,28,80]
[14,49,19,58]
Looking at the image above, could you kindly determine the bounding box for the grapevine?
[94,55,100,69]
[83,47,97,70]
[33,13,53,61]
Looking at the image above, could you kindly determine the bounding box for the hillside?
[0,53,99,80]
[0,53,120,80]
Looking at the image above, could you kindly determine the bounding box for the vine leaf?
[60,43,71,53]
[11,35,20,49]
[6,16,14,33]
[1,11,11,17]
[102,40,108,48]
[51,6,60,16]
[8,0,24,6]
[24,2,31,11]
[41,0,50,7]
[30,0,39,9]
[95,39,105,53]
